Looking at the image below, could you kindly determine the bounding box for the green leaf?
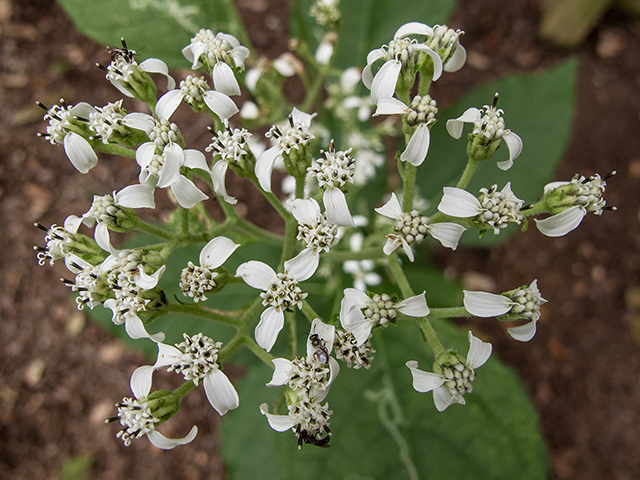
[222,317,547,479]
[420,58,578,246]
[292,0,457,68]
[55,0,236,68]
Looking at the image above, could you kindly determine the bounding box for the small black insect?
[296,424,331,449]
[309,333,329,364]
[107,37,136,63]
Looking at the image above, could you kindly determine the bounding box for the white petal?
[236,260,277,289]
[95,223,117,255]
[124,313,165,342]
[123,113,155,133]
[230,46,250,68]
[64,215,82,234]
[213,62,241,96]
[290,107,316,127]
[310,357,340,402]
[400,123,430,166]
[342,308,373,346]
[203,90,239,122]
[260,403,296,432]
[397,291,430,317]
[444,44,466,72]
[466,331,493,369]
[412,45,443,81]
[446,107,481,139]
[400,237,415,262]
[438,187,481,217]
[255,145,282,192]
[273,56,296,77]
[371,60,401,105]
[170,175,209,209]
[203,370,239,415]
[155,342,183,368]
[183,149,209,171]
[157,144,183,188]
[130,365,155,399]
[374,192,403,220]
[156,90,184,120]
[267,358,293,386]
[199,236,240,268]
[428,222,466,250]
[134,264,165,290]
[63,133,98,173]
[286,198,321,223]
[255,306,285,352]
[69,102,97,119]
[382,235,402,256]
[374,97,409,116]
[135,142,156,169]
[463,290,513,317]
[139,58,175,90]
[284,247,319,282]
[147,426,198,450]
[497,131,523,171]
[543,181,570,194]
[239,101,259,119]
[406,360,445,393]
[433,386,459,412]
[115,181,156,209]
[340,288,370,319]
[244,68,261,92]
[534,206,586,237]
[395,22,432,38]
[323,187,355,227]
[183,42,204,68]
[210,160,237,204]
[315,41,334,65]
[109,77,134,97]
[65,254,91,274]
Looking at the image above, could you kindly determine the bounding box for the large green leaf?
[55,0,236,68]
[292,0,457,69]
[420,58,578,246]
[222,314,548,480]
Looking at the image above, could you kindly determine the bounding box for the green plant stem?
[234,217,283,246]
[217,332,245,363]
[402,163,417,212]
[324,247,386,262]
[94,143,137,158]
[286,310,297,358]
[387,252,414,298]
[456,157,481,189]
[301,300,320,322]
[242,335,275,368]
[132,218,174,241]
[179,207,189,235]
[173,380,196,401]
[165,302,243,328]
[521,200,551,217]
[418,316,446,358]
[428,306,472,318]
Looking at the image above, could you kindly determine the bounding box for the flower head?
[375,193,467,260]
[464,279,547,342]
[406,331,492,411]
[182,29,249,96]
[236,249,319,351]
[287,198,339,253]
[446,93,523,170]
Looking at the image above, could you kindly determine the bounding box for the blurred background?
[1,0,639,478]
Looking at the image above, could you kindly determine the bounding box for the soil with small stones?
[1,0,639,479]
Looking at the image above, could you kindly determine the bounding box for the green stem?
[173,380,196,402]
[242,335,275,368]
[428,306,472,318]
[402,163,417,212]
[520,200,552,217]
[387,252,414,298]
[94,143,137,158]
[132,218,174,241]
[217,332,245,363]
[456,157,481,190]
[165,302,243,328]
[324,247,386,262]
[418,316,446,358]
[286,310,297,359]
[300,300,320,322]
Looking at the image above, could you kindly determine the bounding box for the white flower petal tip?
[147,425,198,450]
[405,361,445,393]
[466,331,492,369]
[497,131,523,171]
[284,248,319,282]
[438,187,480,218]
[507,320,538,342]
[397,292,430,317]
[370,60,402,105]
[199,236,240,269]
[400,123,431,166]
[203,370,239,416]
[323,188,355,227]
[64,133,98,173]
[254,307,285,352]
[428,223,466,250]
[534,206,586,237]
[267,358,294,387]
[463,290,513,317]
[260,403,296,432]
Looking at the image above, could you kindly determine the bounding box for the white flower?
[127,118,210,209]
[131,333,240,416]
[107,370,197,449]
[308,145,356,226]
[38,100,98,173]
[255,108,316,192]
[464,279,547,342]
[362,23,465,104]
[446,95,523,170]
[205,123,252,205]
[340,288,429,345]
[406,331,492,411]
[287,198,339,253]
[375,193,467,260]
[236,248,319,351]
[180,236,240,302]
[182,29,249,96]
[438,183,524,234]
[374,95,437,166]
[156,74,239,121]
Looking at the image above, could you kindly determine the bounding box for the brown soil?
[1,0,639,479]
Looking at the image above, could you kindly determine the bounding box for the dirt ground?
[1,0,639,479]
